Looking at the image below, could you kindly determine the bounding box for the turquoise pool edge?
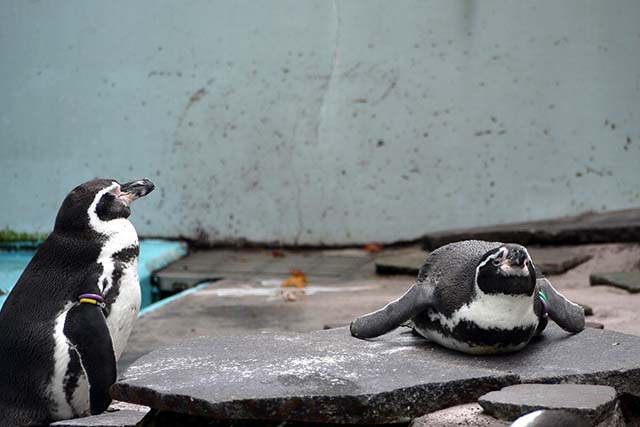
[0,239,188,310]
[138,282,209,317]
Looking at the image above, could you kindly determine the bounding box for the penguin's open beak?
[118,179,155,204]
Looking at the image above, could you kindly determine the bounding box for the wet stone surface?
[112,325,640,424]
[590,271,640,293]
[478,384,618,423]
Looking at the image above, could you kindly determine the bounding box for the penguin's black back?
[0,229,104,423]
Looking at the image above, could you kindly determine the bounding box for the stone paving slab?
[590,271,640,293]
[478,384,618,422]
[375,248,591,277]
[154,250,375,292]
[422,208,640,250]
[375,252,428,275]
[528,248,592,275]
[50,410,146,427]
[112,324,640,424]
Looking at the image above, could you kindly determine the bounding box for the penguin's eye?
[492,258,502,267]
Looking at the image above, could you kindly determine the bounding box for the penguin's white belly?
[106,259,141,361]
[416,293,539,354]
[48,305,91,419]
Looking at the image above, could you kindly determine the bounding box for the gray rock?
[586,322,605,329]
[113,328,518,424]
[577,303,594,316]
[528,247,592,275]
[478,384,617,423]
[375,252,428,276]
[112,325,640,424]
[590,272,640,293]
[409,403,509,427]
[422,208,640,250]
[375,248,591,277]
[50,410,148,427]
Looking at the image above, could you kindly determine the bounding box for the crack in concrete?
[315,0,342,143]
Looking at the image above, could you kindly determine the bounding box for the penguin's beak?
[507,249,527,268]
[118,179,155,204]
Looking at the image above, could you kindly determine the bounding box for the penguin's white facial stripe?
[477,247,508,270]
[87,182,139,295]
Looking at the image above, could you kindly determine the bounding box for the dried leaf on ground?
[281,269,308,288]
[364,243,383,253]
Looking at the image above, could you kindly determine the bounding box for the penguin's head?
[475,244,536,296]
[54,178,155,232]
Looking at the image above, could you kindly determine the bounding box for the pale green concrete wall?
[1,1,639,245]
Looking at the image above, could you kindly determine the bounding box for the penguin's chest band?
[78,293,106,309]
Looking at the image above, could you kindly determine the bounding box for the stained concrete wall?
[1,1,639,245]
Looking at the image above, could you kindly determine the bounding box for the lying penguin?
[351,240,585,354]
[0,178,154,426]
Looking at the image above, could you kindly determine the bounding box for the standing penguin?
[351,240,584,354]
[0,178,154,426]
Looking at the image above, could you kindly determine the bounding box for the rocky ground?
[122,242,640,370]
[54,241,640,426]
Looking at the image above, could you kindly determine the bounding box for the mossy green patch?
[0,228,49,243]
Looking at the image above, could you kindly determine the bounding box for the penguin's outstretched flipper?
[63,303,116,415]
[350,284,435,339]
[537,278,585,333]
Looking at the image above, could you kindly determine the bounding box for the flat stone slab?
[113,328,517,424]
[527,248,592,276]
[154,250,374,292]
[478,384,617,423]
[590,271,640,293]
[376,248,590,277]
[423,208,640,250]
[410,403,509,427]
[112,324,640,424]
[375,252,428,275]
[50,402,149,427]
[50,410,147,427]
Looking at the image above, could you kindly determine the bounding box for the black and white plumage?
[350,240,584,354]
[0,178,154,426]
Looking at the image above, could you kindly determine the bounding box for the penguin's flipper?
[64,303,116,415]
[350,283,435,339]
[537,277,585,333]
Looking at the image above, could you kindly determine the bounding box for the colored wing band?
[538,291,549,317]
[78,293,106,309]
